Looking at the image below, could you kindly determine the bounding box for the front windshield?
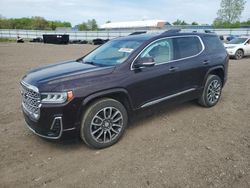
[82,39,144,66]
[228,38,248,44]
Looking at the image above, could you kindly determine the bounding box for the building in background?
[100,20,167,30]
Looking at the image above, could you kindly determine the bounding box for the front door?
[244,39,250,55]
[127,38,181,108]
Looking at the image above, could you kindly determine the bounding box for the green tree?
[191,22,199,25]
[215,0,246,25]
[240,18,250,26]
[181,20,188,25]
[31,16,48,30]
[172,19,182,25]
[172,19,188,25]
[48,21,71,30]
[87,19,98,30]
[78,22,88,31]
[0,16,72,30]
[77,19,98,31]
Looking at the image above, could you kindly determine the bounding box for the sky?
[0,0,249,26]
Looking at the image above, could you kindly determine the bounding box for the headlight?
[41,91,74,104]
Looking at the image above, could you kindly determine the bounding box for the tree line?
[0,16,71,30]
[172,0,249,28]
[76,19,98,31]
[171,18,250,28]
[0,15,99,31]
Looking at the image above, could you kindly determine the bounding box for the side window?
[202,36,224,53]
[139,39,174,64]
[173,36,203,59]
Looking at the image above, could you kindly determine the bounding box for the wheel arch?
[203,66,225,87]
[237,48,244,53]
[77,88,134,122]
[234,48,244,56]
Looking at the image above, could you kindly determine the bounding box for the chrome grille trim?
[20,81,41,120]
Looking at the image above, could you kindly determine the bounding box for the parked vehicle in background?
[29,37,43,43]
[43,34,69,45]
[224,37,250,60]
[92,38,109,45]
[20,31,229,149]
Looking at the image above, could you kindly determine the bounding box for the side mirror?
[133,57,155,69]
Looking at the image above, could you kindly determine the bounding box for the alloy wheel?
[207,80,221,104]
[235,50,243,60]
[90,107,123,143]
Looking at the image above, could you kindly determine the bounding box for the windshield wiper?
[76,58,97,65]
[83,61,97,65]
[80,59,110,67]
[85,61,94,64]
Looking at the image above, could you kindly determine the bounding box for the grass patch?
[0,38,16,42]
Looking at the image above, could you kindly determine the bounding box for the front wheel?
[234,49,244,60]
[80,98,128,149]
[198,75,222,107]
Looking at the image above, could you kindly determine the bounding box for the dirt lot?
[0,43,249,188]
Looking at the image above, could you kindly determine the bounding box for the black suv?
[21,31,228,148]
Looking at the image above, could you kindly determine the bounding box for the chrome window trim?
[130,35,205,70]
[140,88,196,108]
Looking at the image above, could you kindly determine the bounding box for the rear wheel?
[234,49,244,60]
[198,75,222,107]
[80,98,128,149]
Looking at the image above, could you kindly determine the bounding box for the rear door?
[202,35,229,73]
[171,36,207,91]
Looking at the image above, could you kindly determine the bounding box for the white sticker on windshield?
[118,48,134,53]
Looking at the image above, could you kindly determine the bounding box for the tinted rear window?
[202,36,225,52]
[173,36,203,59]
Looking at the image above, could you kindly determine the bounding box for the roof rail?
[129,31,147,36]
[160,29,181,36]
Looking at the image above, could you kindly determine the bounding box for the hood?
[22,60,115,87]
[224,43,242,48]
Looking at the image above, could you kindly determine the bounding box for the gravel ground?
[0,43,249,188]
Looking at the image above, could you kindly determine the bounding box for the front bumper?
[225,48,237,56]
[22,101,81,140]
[24,113,63,139]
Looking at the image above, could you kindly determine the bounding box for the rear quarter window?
[202,35,225,53]
[173,36,203,59]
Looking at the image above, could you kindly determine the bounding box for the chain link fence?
[0,28,249,41]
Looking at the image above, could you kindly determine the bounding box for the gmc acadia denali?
[21,31,229,148]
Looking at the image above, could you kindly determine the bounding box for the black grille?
[21,82,40,120]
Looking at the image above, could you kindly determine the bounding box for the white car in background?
[224,37,250,60]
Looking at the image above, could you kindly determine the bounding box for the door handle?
[169,66,178,72]
[203,60,210,65]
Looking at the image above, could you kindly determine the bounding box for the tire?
[234,49,244,60]
[80,98,128,149]
[198,75,222,107]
